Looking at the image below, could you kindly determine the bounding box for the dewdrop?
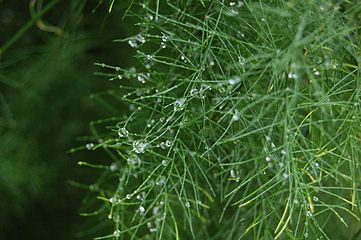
[232,109,240,121]
[109,196,118,204]
[85,143,94,150]
[135,90,142,97]
[138,206,146,215]
[181,55,187,63]
[145,14,154,21]
[230,169,237,178]
[174,98,186,111]
[124,67,136,79]
[190,88,198,96]
[165,140,172,147]
[146,119,155,128]
[128,39,138,48]
[118,127,129,138]
[156,176,166,185]
[313,68,320,76]
[158,140,172,149]
[146,54,155,61]
[113,214,120,223]
[109,163,117,172]
[190,85,210,99]
[136,192,146,201]
[288,72,298,79]
[147,202,165,233]
[161,34,170,42]
[128,34,146,48]
[133,140,148,153]
[228,76,241,86]
[230,169,240,182]
[147,222,152,229]
[238,55,245,66]
[137,73,150,83]
[114,230,121,237]
[127,155,141,167]
[226,1,244,16]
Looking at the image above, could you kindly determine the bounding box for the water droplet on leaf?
[174,98,186,112]
[133,140,148,153]
[114,230,121,237]
[86,143,94,150]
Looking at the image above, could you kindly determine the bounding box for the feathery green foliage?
[80,0,361,239]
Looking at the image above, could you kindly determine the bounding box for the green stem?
[0,0,60,58]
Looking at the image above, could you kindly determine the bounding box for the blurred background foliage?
[0,0,132,238]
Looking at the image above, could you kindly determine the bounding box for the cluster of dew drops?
[110,192,166,236]
[84,10,260,219]
[106,137,169,236]
[84,3,329,237]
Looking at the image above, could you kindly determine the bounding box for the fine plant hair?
[80,1,361,239]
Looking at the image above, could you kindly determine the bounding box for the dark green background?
[0,1,130,238]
